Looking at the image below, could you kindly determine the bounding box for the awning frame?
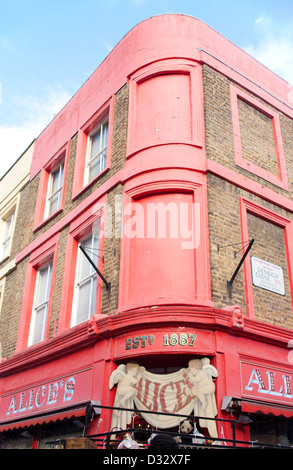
[0,400,101,433]
[221,396,293,419]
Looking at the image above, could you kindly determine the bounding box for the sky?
[1,0,293,178]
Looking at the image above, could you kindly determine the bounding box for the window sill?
[72,166,110,201]
[0,255,10,266]
[33,208,63,233]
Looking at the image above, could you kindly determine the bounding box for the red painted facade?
[1,14,293,448]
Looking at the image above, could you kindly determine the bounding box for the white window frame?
[0,278,5,318]
[84,118,108,185]
[28,261,53,346]
[44,160,65,219]
[71,227,101,327]
[0,211,15,260]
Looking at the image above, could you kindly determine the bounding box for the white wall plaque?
[251,256,285,295]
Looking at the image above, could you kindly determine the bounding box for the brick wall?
[237,97,279,176]
[0,258,29,358]
[207,174,246,312]
[247,212,292,328]
[202,65,293,197]
[0,84,128,357]
[2,62,293,358]
[207,174,293,328]
[204,64,293,328]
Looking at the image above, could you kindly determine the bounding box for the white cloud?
[0,88,71,177]
[244,16,293,85]
[0,36,15,53]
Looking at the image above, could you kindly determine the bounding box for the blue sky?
[1,0,293,177]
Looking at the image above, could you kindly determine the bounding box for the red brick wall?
[203,64,293,327]
[0,84,128,358]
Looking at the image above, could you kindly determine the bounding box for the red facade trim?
[33,141,70,231]
[15,233,60,352]
[72,96,115,200]
[2,15,293,447]
[230,85,288,190]
[239,197,293,319]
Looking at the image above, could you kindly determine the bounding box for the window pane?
[46,161,64,217]
[51,162,64,193]
[100,149,107,172]
[51,170,59,193]
[93,229,100,251]
[89,157,101,182]
[90,276,97,316]
[76,279,92,324]
[30,262,52,345]
[87,119,108,183]
[102,122,108,148]
[49,192,60,216]
[36,264,52,304]
[79,231,100,279]
[72,228,100,326]
[2,239,10,258]
[3,213,14,238]
[1,212,15,258]
[79,236,93,279]
[59,163,64,187]
[32,305,47,344]
[91,131,101,158]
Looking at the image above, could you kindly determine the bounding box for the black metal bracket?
[79,245,111,290]
[227,239,254,289]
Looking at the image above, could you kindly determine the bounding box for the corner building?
[1,14,293,448]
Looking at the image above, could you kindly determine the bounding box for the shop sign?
[251,256,285,295]
[109,358,219,438]
[125,332,197,350]
[241,362,293,406]
[0,368,92,423]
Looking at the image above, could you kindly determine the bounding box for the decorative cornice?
[0,321,93,377]
[1,305,292,377]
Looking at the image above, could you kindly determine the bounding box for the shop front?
[0,368,101,448]
[221,356,293,446]
[0,323,104,449]
[94,307,293,449]
[1,307,293,449]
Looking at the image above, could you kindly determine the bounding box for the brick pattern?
[2,63,293,356]
[207,174,293,330]
[237,97,279,176]
[0,84,128,357]
[0,259,29,358]
[207,174,247,312]
[203,64,293,328]
[202,65,293,197]
[48,225,70,339]
[247,212,292,329]
[101,184,124,316]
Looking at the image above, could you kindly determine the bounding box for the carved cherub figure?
[109,362,143,432]
[186,358,218,438]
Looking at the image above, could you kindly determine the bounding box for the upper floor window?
[15,234,59,353]
[71,226,101,326]
[28,261,53,346]
[85,118,109,184]
[45,160,65,218]
[72,97,113,199]
[0,211,15,260]
[33,142,69,231]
